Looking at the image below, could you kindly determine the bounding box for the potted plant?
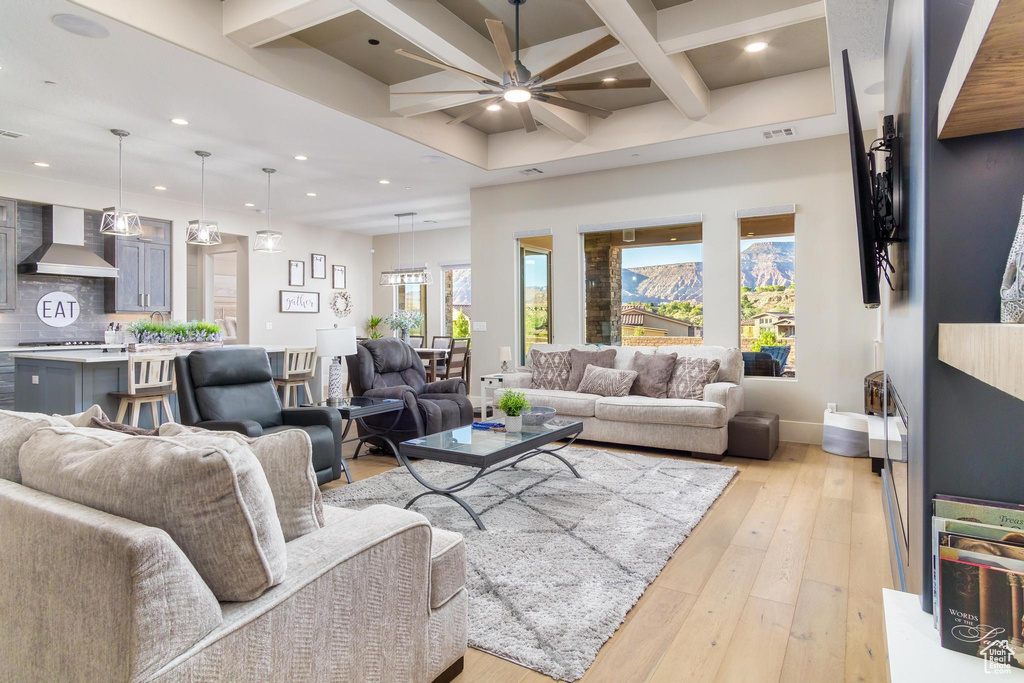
[365,315,384,339]
[384,309,423,343]
[498,390,530,433]
[126,319,224,352]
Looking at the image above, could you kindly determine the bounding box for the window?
[443,266,471,338]
[395,284,427,337]
[583,223,704,346]
[519,236,552,364]
[739,213,795,378]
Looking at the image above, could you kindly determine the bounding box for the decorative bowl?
[522,406,556,426]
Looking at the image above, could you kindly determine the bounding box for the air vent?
[519,167,545,176]
[762,127,796,141]
[0,129,27,139]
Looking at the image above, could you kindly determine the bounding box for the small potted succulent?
[385,309,424,343]
[498,390,530,433]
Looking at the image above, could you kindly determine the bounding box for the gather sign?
[37,291,80,328]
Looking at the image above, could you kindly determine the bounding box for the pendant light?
[100,129,142,236]
[186,151,222,246]
[379,212,433,285]
[253,167,282,253]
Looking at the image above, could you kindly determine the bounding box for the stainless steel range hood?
[18,205,119,278]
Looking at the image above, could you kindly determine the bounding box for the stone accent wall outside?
[583,233,622,345]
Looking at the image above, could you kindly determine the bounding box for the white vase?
[505,415,522,433]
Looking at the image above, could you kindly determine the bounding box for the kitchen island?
[12,345,323,428]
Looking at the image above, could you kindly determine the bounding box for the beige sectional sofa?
[0,409,467,683]
[494,343,744,459]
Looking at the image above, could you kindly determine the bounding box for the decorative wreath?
[330,290,352,318]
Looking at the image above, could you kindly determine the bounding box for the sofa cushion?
[19,426,287,602]
[577,365,637,398]
[62,404,108,428]
[160,422,323,541]
[566,348,617,391]
[495,388,600,417]
[0,410,72,483]
[594,395,728,428]
[530,349,572,390]
[629,351,677,399]
[656,345,742,384]
[667,357,721,400]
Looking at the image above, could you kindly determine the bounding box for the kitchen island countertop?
[9,344,291,364]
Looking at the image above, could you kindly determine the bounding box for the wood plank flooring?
[324,440,893,683]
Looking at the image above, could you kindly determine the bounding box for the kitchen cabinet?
[104,218,172,314]
[0,198,17,311]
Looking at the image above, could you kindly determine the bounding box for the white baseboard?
[781,420,823,444]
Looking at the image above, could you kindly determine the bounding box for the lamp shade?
[498,346,513,362]
[317,326,357,357]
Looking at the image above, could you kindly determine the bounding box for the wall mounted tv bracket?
[869,115,903,291]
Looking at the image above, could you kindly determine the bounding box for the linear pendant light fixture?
[186,151,222,246]
[253,167,283,253]
[379,212,433,286]
[100,129,142,236]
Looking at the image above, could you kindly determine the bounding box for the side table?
[302,397,406,480]
[479,373,505,419]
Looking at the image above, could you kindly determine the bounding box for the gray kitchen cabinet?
[0,199,15,227]
[0,198,17,311]
[104,218,172,314]
[144,242,171,311]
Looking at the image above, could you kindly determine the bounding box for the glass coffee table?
[399,418,584,530]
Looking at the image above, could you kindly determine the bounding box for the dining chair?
[274,346,317,408]
[431,336,452,351]
[110,353,177,427]
[444,338,470,380]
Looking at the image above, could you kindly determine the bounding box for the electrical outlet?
[472,321,486,332]
[827,402,837,412]
[265,322,273,330]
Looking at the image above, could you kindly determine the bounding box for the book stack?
[933,495,1024,670]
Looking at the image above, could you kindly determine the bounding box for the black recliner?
[346,338,473,448]
[175,347,346,485]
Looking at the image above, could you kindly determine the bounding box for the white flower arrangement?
[385,309,423,332]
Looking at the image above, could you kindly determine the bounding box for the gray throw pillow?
[531,349,572,390]
[566,348,617,391]
[577,365,637,397]
[630,351,678,399]
[667,357,721,400]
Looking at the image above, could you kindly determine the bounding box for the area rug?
[322,446,736,682]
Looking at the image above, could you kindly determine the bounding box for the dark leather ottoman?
[727,411,779,460]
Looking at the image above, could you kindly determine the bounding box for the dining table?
[414,347,449,382]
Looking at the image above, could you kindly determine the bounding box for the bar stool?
[110,353,177,427]
[275,347,317,408]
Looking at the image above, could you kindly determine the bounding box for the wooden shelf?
[937,0,1024,140]
[938,323,1024,401]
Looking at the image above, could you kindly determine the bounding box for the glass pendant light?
[253,167,282,253]
[379,212,433,285]
[100,129,142,236]
[186,150,222,246]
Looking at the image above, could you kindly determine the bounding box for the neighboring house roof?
[621,307,694,327]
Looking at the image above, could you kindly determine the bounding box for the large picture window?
[739,213,795,378]
[519,236,552,364]
[396,284,426,337]
[583,222,704,346]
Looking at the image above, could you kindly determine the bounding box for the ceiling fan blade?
[394,90,498,95]
[484,19,518,82]
[395,49,499,87]
[517,101,538,132]
[532,34,619,84]
[446,98,504,126]
[548,78,651,92]
[535,95,613,119]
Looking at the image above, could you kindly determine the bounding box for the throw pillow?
[91,416,157,436]
[566,348,617,392]
[0,410,73,483]
[530,349,572,390]
[20,426,287,602]
[62,404,108,428]
[630,352,678,399]
[577,365,637,397]
[159,423,324,540]
[667,357,722,400]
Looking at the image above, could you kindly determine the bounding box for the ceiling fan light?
[504,88,532,103]
[486,103,502,111]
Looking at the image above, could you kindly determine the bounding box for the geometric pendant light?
[100,129,143,237]
[379,212,433,285]
[186,150,222,246]
[253,167,283,253]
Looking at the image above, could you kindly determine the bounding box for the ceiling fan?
[393,0,650,132]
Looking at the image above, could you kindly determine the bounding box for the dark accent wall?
[884,0,1024,612]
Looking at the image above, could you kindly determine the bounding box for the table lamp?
[498,346,514,374]
[316,325,357,404]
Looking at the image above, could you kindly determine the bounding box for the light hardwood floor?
[323,440,893,683]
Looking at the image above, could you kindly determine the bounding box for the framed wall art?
[311,253,326,279]
[280,290,320,313]
[333,264,347,289]
[288,259,305,287]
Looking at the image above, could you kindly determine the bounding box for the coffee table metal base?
[399,433,581,530]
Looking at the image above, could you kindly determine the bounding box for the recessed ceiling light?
[294,155,308,161]
[404,186,412,190]
[378,179,391,185]
[602,77,618,82]
[306,192,317,197]
[486,103,502,111]
[368,38,380,46]
[52,14,110,39]
[744,41,768,53]
[244,203,255,207]
[420,154,446,164]
[153,185,166,191]
[33,161,49,168]
[747,232,755,236]
[170,118,189,125]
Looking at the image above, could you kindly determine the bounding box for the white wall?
[469,135,876,443]
[371,226,471,343]
[0,170,374,348]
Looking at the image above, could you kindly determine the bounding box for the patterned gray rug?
[322,446,736,682]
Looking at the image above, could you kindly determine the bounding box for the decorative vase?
[327,358,345,404]
[505,415,522,433]
[1000,195,1024,323]
[401,328,411,343]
